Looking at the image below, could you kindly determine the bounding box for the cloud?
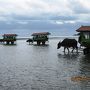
[50,15,78,21]
[0,0,90,34]
[65,20,76,24]
[17,21,28,24]
[55,21,64,25]
[0,0,90,20]
[0,0,70,18]
[69,0,90,14]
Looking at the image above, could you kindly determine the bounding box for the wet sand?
[0,38,90,90]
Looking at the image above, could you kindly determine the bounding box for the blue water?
[0,29,76,37]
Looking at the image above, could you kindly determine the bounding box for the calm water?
[0,38,90,90]
[0,29,76,37]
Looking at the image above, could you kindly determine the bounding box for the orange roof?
[76,26,90,32]
[3,34,17,36]
[31,32,50,36]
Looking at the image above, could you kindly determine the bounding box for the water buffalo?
[57,38,78,53]
[26,39,33,44]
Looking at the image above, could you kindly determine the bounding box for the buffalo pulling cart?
[27,32,50,45]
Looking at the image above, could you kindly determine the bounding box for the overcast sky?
[0,0,90,35]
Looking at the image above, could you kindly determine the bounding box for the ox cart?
[76,26,90,55]
[27,32,50,45]
[0,34,17,45]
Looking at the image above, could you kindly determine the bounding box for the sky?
[0,0,90,36]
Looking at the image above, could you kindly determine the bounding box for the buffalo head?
[57,41,61,49]
[26,39,33,42]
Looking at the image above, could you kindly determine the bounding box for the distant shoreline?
[17,36,78,40]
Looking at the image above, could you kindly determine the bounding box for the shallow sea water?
[0,38,90,90]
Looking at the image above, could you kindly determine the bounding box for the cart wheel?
[83,48,90,55]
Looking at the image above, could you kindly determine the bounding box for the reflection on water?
[57,52,79,60]
[79,55,90,76]
[81,55,90,63]
[0,39,89,90]
[79,55,90,90]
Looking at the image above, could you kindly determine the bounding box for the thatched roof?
[76,26,90,32]
[3,34,17,36]
[31,32,50,36]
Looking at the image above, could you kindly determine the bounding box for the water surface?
[0,39,90,90]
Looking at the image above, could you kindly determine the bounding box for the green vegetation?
[33,35,48,41]
[82,39,90,47]
[3,36,16,41]
[78,32,90,47]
